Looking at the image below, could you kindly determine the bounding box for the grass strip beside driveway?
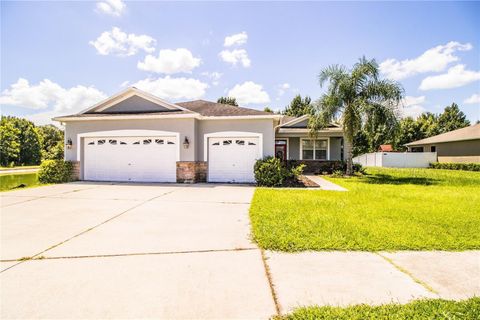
[250,168,480,251]
[275,297,480,320]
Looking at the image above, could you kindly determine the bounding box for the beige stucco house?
[405,123,480,163]
[54,87,344,183]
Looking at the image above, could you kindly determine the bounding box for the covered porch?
[274,115,345,162]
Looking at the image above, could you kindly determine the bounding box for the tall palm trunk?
[344,136,354,175]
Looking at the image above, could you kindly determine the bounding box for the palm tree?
[310,57,404,175]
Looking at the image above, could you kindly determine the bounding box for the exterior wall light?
[66,138,73,149]
[183,137,190,149]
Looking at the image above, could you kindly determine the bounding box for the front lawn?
[276,297,480,320]
[250,168,480,251]
[0,172,40,191]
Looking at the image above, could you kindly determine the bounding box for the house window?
[236,140,245,145]
[431,146,436,152]
[411,147,423,152]
[301,139,328,160]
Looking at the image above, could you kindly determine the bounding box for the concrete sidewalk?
[265,250,480,314]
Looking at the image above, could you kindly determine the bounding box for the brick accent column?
[69,161,80,181]
[176,161,207,183]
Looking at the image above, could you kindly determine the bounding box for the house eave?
[53,114,282,122]
[277,128,343,134]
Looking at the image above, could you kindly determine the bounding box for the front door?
[275,140,287,160]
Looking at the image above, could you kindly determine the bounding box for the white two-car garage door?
[208,137,260,183]
[84,136,177,182]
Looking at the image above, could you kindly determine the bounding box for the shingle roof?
[405,123,480,146]
[177,100,273,117]
[378,144,394,152]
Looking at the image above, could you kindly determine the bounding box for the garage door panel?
[208,137,259,183]
[84,136,177,182]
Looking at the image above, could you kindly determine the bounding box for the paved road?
[0,168,39,174]
[1,183,479,319]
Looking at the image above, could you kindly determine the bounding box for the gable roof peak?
[78,87,191,115]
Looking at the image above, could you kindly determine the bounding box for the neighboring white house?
[54,87,345,183]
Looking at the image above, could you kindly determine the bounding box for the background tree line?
[0,116,64,167]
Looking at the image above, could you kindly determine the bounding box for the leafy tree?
[352,131,370,157]
[394,103,471,150]
[0,121,21,166]
[263,106,274,113]
[394,117,424,151]
[0,116,42,165]
[437,103,470,133]
[217,97,238,106]
[416,112,440,138]
[37,125,64,160]
[283,95,314,117]
[310,57,403,175]
[17,119,42,165]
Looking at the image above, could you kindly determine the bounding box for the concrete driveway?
[0,182,276,319]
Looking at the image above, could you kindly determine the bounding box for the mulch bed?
[282,175,320,188]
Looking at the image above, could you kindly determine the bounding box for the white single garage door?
[84,136,177,182]
[208,137,260,183]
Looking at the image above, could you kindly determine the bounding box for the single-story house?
[54,87,345,183]
[405,123,480,163]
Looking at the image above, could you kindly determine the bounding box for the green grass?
[0,172,40,191]
[250,168,480,251]
[276,298,480,320]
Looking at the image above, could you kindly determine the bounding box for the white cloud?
[89,27,155,56]
[219,49,251,67]
[132,76,208,100]
[201,72,222,86]
[224,32,248,47]
[96,0,126,17]
[137,48,201,74]
[419,65,480,90]
[464,93,480,104]
[0,78,107,125]
[380,41,472,80]
[0,78,106,112]
[227,81,270,105]
[399,95,426,118]
[277,83,290,96]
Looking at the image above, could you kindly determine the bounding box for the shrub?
[352,163,366,174]
[38,160,75,184]
[429,162,480,172]
[254,157,305,187]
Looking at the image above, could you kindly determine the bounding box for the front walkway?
[305,175,348,191]
[1,183,478,318]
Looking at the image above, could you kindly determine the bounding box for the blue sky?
[1,1,479,125]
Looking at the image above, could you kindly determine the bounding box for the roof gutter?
[53,114,282,122]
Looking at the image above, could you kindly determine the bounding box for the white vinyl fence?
[353,152,437,168]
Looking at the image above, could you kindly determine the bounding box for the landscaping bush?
[430,162,480,172]
[351,162,366,174]
[254,157,305,187]
[38,160,75,184]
